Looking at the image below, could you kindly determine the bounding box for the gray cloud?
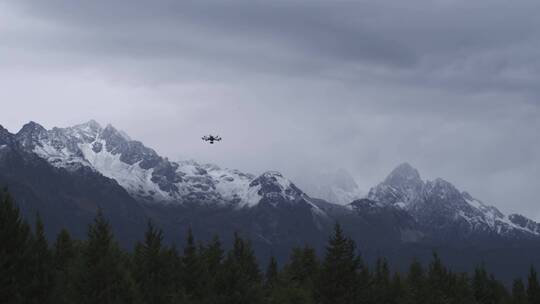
[0,0,539,219]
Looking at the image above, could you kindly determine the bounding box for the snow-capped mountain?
[3,120,540,282]
[13,120,323,213]
[365,163,540,238]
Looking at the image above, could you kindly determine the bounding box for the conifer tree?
[163,244,186,302]
[181,227,204,301]
[356,255,372,304]
[263,255,281,303]
[473,265,490,304]
[27,215,54,304]
[265,255,279,289]
[404,259,427,304]
[200,235,224,278]
[0,190,32,303]
[133,221,174,304]
[216,232,263,304]
[389,272,405,304]
[527,266,540,304]
[51,228,77,304]
[285,246,320,289]
[317,223,360,304]
[512,279,527,304]
[197,235,225,302]
[473,265,507,304]
[277,246,320,304]
[427,252,449,302]
[373,257,392,303]
[73,210,137,304]
[450,272,475,304]
[53,228,75,271]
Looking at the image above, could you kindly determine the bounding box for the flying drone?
[202,135,222,144]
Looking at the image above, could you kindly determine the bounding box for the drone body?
[202,135,222,144]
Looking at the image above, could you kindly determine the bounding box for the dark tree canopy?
[1,191,538,304]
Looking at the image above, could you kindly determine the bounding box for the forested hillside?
[2,189,540,304]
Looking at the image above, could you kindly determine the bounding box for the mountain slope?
[13,121,326,215]
[0,124,147,245]
[2,121,540,282]
[365,163,540,240]
[2,121,330,256]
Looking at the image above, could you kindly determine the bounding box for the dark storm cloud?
[6,0,540,94]
[11,0,417,67]
[1,0,540,219]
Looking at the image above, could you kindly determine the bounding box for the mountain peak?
[251,171,296,194]
[0,124,13,145]
[261,171,285,179]
[15,121,48,149]
[384,163,422,186]
[19,121,47,134]
[101,123,131,142]
[0,124,8,134]
[367,163,424,208]
[77,119,102,130]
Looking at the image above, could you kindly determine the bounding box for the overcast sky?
[1,0,539,219]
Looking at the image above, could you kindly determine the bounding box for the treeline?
[2,190,540,304]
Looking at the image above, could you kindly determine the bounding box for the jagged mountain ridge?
[11,120,324,214]
[6,120,540,241]
[2,120,540,283]
[365,163,540,238]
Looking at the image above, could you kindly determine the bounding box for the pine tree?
[26,214,54,304]
[163,244,186,302]
[473,265,507,304]
[200,235,224,278]
[51,228,77,304]
[53,228,75,271]
[197,235,224,303]
[285,246,320,289]
[512,279,527,304]
[215,232,263,304]
[265,255,279,289]
[133,221,174,304]
[0,190,32,303]
[527,266,540,304]
[181,227,203,301]
[373,257,392,303]
[427,252,449,303]
[356,255,372,304]
[473,265,490,304]
[404,259,427,304]
[389,272,405,304]
[488,273,509,304]
[317,223,360,304]
[449,272,475,304]
[73,210,138,304]
[278,246,320,304]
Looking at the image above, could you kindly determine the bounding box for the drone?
[202,135,222,144]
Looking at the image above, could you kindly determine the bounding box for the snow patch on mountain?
[80,140,171,201]
[12,120,326,211]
